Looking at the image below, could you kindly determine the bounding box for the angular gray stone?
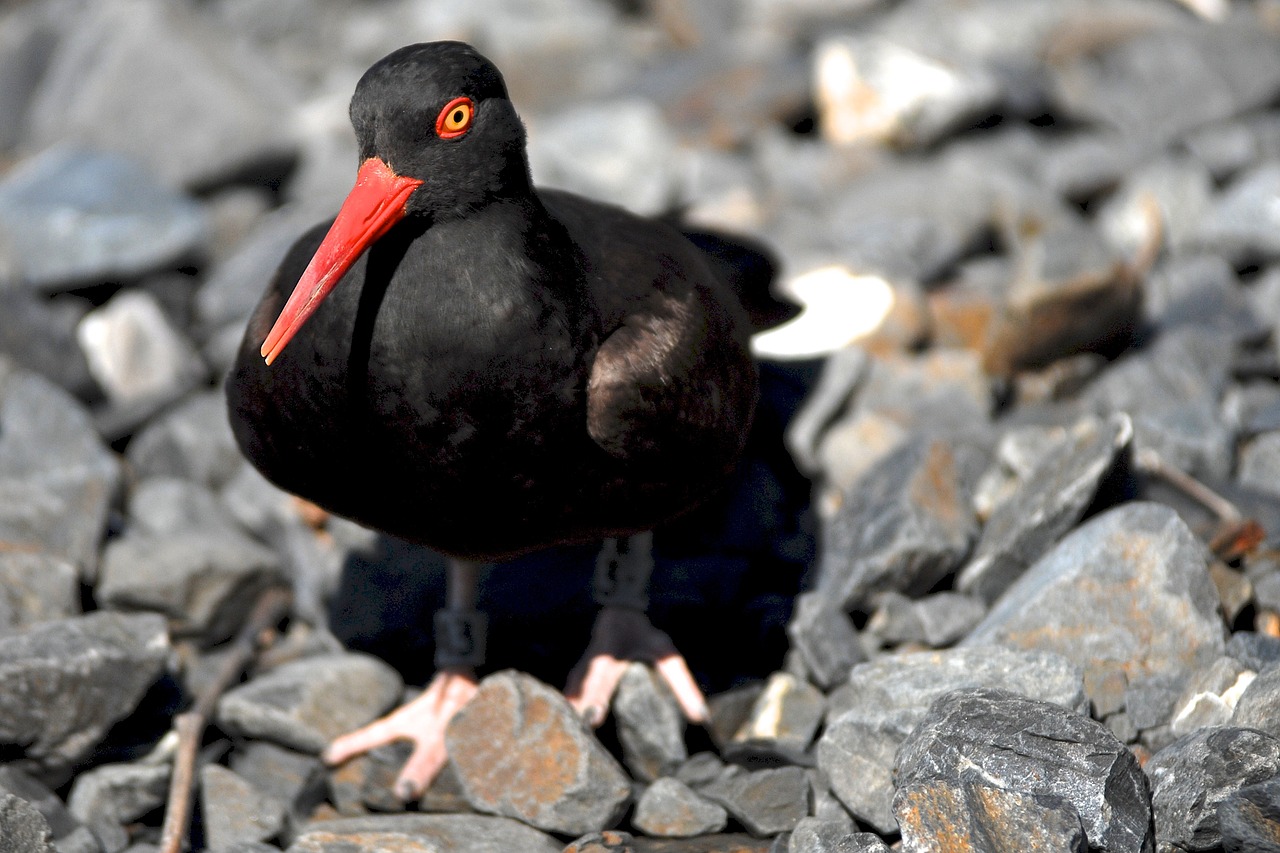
[284,813,561,853]
[817,435,983,609]
[0,766,94,853]
[785,591,865,691]
[958,413,1131,602]
[67,760,169,850]
[1146,726,1280,852]
[1219,776,1280,853]
[126,477,243,539]
[217,653,401,754]
[818,645,1085,834]
[24,0,297,190]
[964,502,1226,716]
[896,687,1153,853]
[445,670,630,836]
[1197,162,1280,264]
[0,612,169,774]
[1232,662,1280,738]
[0,552,78,634]
[0,146,208,292]
[865,590,986,648]
[76,290,205,409]
[893,778,1087,853]
[0,792,57,853]
[228,741,327,823]
[0,361,121,578]
[613,663,686,782]
[98,529,283,643]
[632,777,728,838]
[200,764,287,851]
[1098,156,1214,261]
[732,671,825,756]
[698,765,809,837]
[126,390,243,489]
[1170,656,1254,737]
[0,292,96,398]
[788,818,890,853]
[1141,254,1262,341]
[1238,432,1280,500]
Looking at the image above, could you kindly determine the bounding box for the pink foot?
[322,666,478,801]
[565,606,709,728]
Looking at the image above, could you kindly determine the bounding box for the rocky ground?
[3,0,1280,851]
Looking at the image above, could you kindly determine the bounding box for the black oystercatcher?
[227,41,757,799]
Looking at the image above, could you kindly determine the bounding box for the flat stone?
[963,502,1226,717]
[785,592,865,691]
[66,760,169,849]
[894,778,1087,853]
[24,0,297,190]
[0,361,121,579]
[125,390,244,489]
[895,687,1153,853]
[732,672,825,756]
[613,663,686,782]
[0,146,208,292]
[0,612,169,774]
[0,792,56,853]
[98,529,283,644]
[957,413,1131,602]
[217,653,402,754]
[1218,776,1280,853]
[818,645,1085,833]
[200,764,287,851]
[788,818,890,853]
[444,670,630,836]
[76,290,204,409]
[632,777,728,838]
[1146,726,1280,852]
[817,434,984,610]
[0,551,78,634]
[697,765,809,837]
[284,813,561,853]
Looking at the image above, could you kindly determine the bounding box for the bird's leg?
[322,558,484,801]
[565,531,709,728]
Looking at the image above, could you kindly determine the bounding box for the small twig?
[158,585,293,853]
[1134,447,1241,524]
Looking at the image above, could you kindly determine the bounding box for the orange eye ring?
[435,97,474,139]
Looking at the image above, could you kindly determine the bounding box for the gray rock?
[200,765,287,851]
[785,348,871,479]
[818,645,1085,833]
[964,502,1226,717]
[228,742,327,823]
[24,0,297,191]
[957,413,1131,602]
[0,552,79,634]
[632,777,728,838]
[126,477,242,539]
[126,390,243,489]
[0,792,57,853]
[0,361,121,579]
[1218,776,1280,853]
[785,592,865,691]
[445,670,630,836]
[0,293,96,398]
[788,818,889,853]
[98,529,283,643]
[895,687,1153,853]
[0,612,169,775]
[283,813,561,853]
[1098,156,1214,261]
[893,778,1087,853]
[1238,432,1280,500]
[1146,726,1280,852]
[217,653,401,754]
[0,766,95,853]
[1197,162,1280,264]
[0,147,207,293]
[1232,662,1280,738]
[76,290,204,409]
[732,672,825,756]
[1170,657,1255,737]
[1141,254,1262,341]
[613,663,686,782]
[66,761,169,851]
[698,765,809,837]
[817,434,983,609]
[865,590,986,649]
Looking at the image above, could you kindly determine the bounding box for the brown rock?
[446,670,630,836]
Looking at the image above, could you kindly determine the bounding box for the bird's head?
[261,41,530,365]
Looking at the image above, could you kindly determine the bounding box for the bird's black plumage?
[227,41,757,561]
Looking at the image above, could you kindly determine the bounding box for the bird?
[226,40,758,801]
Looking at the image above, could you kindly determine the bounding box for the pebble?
[613,663,687,782]
[0,551,79,634]
[632,777,728,838]
[731,671,825,757]
[125,390,245,489]
[696,765,809,837]
[895,687,1153,853]
[785,591,865,691]
[444,670,630,836]
[0,612,169,778]
[788,818,889,853]
[284,813,561,853]
[217,653,402,754]
[200,764,288,850]
[66,760,169,851]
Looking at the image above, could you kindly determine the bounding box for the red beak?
[261,157,424,365]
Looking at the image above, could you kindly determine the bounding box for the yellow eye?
[436,97,474,139]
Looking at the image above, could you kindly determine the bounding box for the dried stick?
[159,585,293,853]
